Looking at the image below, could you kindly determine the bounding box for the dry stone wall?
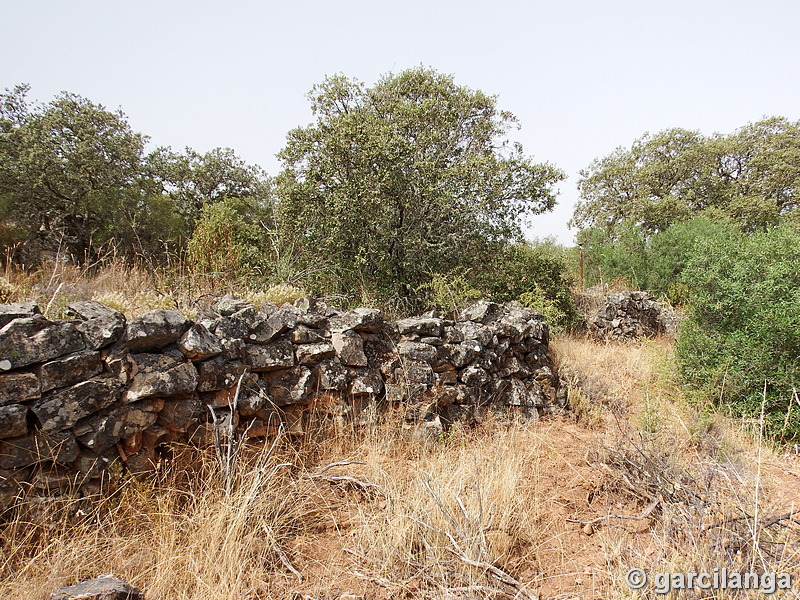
[587,291,669,340]
[0,297,563,507]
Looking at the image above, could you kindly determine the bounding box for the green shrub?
[676,224,800,441]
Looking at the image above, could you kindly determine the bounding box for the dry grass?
[2,270,800,599]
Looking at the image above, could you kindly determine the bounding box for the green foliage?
[276,67,564,309]
[676,224,800,441]
[476,239,580,329]
[573,117,800,236]
[417,267,482,316]
[186,197,270,280]
[577,216,736,303]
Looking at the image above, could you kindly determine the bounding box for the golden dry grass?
[1,307,799,598]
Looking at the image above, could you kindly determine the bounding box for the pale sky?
[3,0,799,244]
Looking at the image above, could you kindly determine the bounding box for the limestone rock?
[0,316,85,371]
[178,323,222,361]
[66,301,126,349]
[0,371,40,405]
[459,301,504,324]
[395,317,443,337]
[349,370,384,396]
[31,377,123,433]
[244,339,296,372]
[123,309,192,352]
[314,360,349,390]
[396,340,437,364]
[124,353,198,402]
[265,366,314,406]
[37,351,103,393]
[0,404,29,439]
[332,331,368,367]
[158,395,204,433]
[197,357,248,392]
[0,302,40,328]
[295,342,335,366]
[329,308,383,333]
[212,294,252,316]
[50,574,144,600]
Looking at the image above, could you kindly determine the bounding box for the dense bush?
[676,224,800,440]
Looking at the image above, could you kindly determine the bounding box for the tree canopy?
[276,67,564,306]
[572,117,800,236]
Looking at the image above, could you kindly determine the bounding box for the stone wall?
[0,297,563,507]
[587,291,670,339]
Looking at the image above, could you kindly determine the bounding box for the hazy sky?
[3,0,799,244]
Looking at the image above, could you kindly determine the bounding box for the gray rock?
[454,321,493,346]
[0,431,79,469]
[295,342,335,366]
[266,366,314,406]
[50,574,144,600]
[0,316,85,371]
[37,351,103,393]
[459,301,505,324]
[291,324,327,343]
[123,353,198,402]
[31,377,123,433]
[349,370,384,396]
[66,300,126,349]
[0,371,40,405]
[459,364,490,387]
[395,317,443,337]
[246,309,298,344]
[123,309,192,352]
[244,339,296,372]
[396,340,437,364]
[0,302,40,328]
[403,362,433,385]
[178,323,223,361]
[197,357,248,392]
[158,395,204,433]
[211,295,252,316]
[0,466,31,509]
[329,308,383,333]
[332,331,368,367]
[434,342,478,371]
[0,404,28,439]
[314,360,349,390]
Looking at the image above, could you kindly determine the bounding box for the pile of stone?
[0,296,563,508]
[587,291,667,340]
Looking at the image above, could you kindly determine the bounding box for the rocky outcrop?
[0,297,564,508]
[51,574,143,600]
[588,291,669,340]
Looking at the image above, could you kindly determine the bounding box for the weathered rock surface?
[66,301,126,349]
[0,371,40,405]
[31,377,123,433]
[0,316,85,371]
[588,291,667,340]
[123,309,192,352]
[51,574,144,600]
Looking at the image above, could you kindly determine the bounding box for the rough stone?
[459,301,505,324]
[37,351,103,393]
[50,574,144,600]
[0,371,40,405]
[295,342,336,366]
[329,308,383,333]
[0,431,79,469]
[265,366,314,406]
[31,377,123,433]
[0,302,40,328]
[395,317,443,337]
[212,294,253,316]
[66,300,126,349]
[124,353,198,402]
[589,291,667,340]
[0,404,29,439]
[0,316,85,371]
[459,364,490,387]
[197,357,248,392]
[314,360,349,390]
[178,323,223,361]
[246,309,297,344]
[291,324,328,343]
[396,340,437,364]
[350,370,384,396]
[123,309,192,352]
[332,331,368,367]
[244,339,296,372]
[158,395,204,433]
